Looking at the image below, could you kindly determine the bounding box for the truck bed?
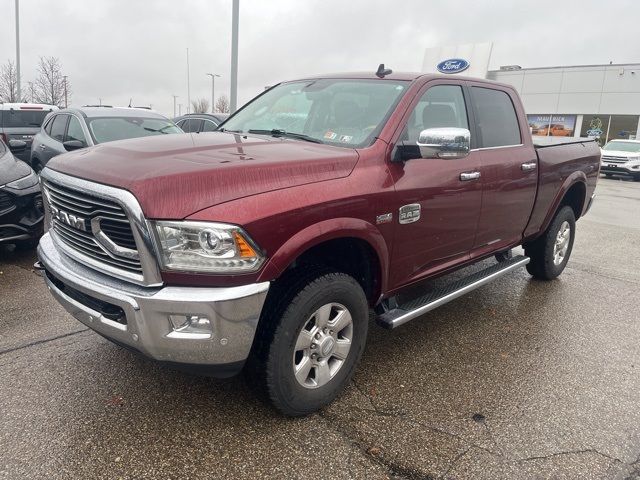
[524,136,601,239]
[532,136,597,148]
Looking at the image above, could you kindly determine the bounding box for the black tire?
[634,175,640,182]
[246,269,369,416]
[604,173,613,178]
[524,205,575,280]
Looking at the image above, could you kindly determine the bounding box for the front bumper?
[600,163,640,177]
[37,233,269,376]
[0,183,43,244]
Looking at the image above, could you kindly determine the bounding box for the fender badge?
[399,204,421,224]
[376,213,393,225]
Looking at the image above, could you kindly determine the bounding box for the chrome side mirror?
[417,127,470,159]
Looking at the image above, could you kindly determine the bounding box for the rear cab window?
[470,87,521,148]
[0,109,50,129]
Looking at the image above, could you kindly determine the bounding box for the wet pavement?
[1,177,639,479]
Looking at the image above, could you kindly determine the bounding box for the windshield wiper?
[219,128,243,133]
[247,129,323,144]
[143,125,174,134]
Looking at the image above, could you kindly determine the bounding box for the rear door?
[387,80,483,289]
[467,84,538,255]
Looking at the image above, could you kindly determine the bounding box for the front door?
[387,82,482,290]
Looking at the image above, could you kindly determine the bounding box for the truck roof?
[0,102,58,111]
[289,71,517,90]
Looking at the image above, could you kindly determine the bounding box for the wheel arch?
[257,218,389,305]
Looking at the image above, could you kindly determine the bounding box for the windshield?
[1,109,51,128]
[221,79,409,148]
[603,141,640,153]
[87,117,182,144]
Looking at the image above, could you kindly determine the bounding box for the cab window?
[402,85,469,144]
[470,87,521,148]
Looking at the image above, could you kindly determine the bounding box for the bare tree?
[215,95,230,114]
[0,60,20,102]
[191,98,210,114]
[34,56,70,107]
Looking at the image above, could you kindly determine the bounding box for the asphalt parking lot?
[1,177,639,480]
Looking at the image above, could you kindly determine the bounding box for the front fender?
[256,217,390,293]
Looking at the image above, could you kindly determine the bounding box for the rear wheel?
[246,269,368,416]
[524,206,575,280]
[634,175,640,182]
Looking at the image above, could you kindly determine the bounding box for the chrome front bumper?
[37,233,269,374]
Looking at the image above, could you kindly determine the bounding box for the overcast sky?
[1,0,639,117]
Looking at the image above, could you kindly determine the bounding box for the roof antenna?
[376,64,392,78]
[128,98,133,108]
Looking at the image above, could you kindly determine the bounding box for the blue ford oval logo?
[437,59,470,74]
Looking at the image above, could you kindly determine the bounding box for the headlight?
[5,169,38,190]
[151,221,265,273]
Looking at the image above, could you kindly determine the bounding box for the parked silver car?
[30,106,183,172]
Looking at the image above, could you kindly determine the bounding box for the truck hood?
[46,132,359,218]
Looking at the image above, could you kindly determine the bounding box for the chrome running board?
[376,255,530,329]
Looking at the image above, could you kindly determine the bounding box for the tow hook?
[33,260,45,276]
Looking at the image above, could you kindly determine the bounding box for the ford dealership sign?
[437,59,470,74]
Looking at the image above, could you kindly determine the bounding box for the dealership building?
[421,45,640,144]
[487,63,640,143]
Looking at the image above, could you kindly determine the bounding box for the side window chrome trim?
[470,143,524,152]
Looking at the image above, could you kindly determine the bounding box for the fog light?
[167,314,212,339]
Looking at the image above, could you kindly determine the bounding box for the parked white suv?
[600,139,640,181]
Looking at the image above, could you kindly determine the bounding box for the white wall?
[488,64,640,115]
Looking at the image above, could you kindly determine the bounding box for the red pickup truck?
[37,69,600,416]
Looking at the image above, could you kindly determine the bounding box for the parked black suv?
[0,138,43,249]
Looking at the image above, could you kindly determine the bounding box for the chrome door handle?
[459,171,481,181]
[521,162,537,171]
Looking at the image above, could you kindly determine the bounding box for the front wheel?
[246,270,369,416]
[524,206,576,280]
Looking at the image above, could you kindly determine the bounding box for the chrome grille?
[43,179,143,275]
[601,156,628,163]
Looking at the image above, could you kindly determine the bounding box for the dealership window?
[580,115,639,145]
[528,114,577,137]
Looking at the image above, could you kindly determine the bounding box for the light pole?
[186,48,191,114]
[172,95,178,118]
[178,103,183,116]
[206,73,220,113]
[230,0,239,113]
[63,76,68,108]
[98,97,102,107]
[15,0,21,101]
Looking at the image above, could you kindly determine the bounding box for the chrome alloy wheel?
[553,220,571,266]
[292,303,353,389]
